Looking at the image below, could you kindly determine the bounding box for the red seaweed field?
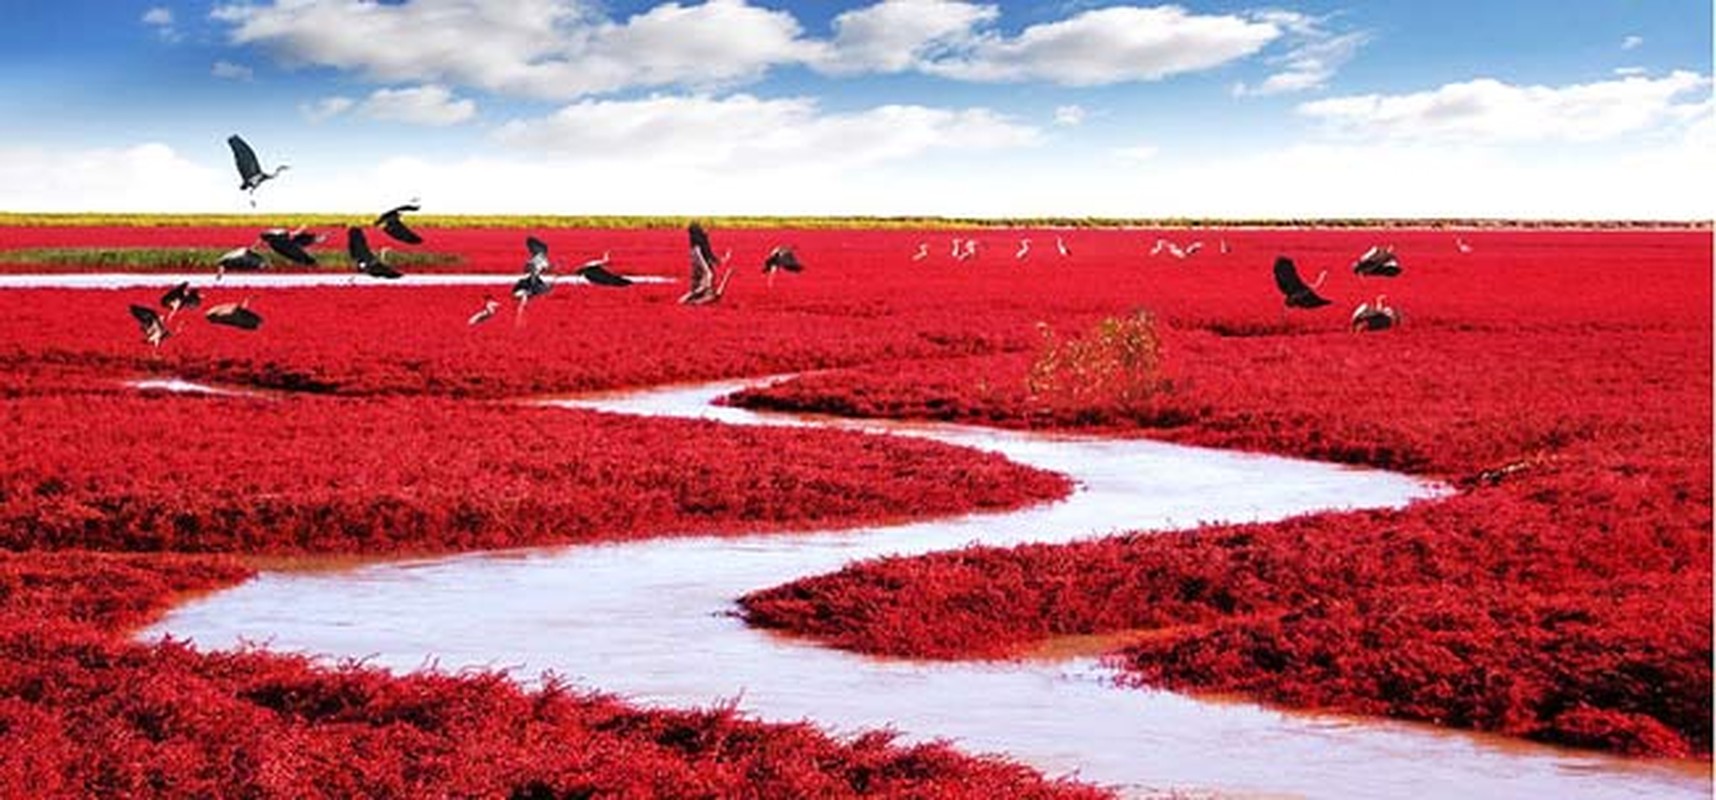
[0,221,1709,794]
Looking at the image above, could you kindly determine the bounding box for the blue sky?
[0,1,1709,218]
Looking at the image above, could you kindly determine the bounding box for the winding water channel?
[144,378,1711,799]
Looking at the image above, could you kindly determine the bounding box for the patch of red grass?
[0,390,1068,555]
[731,229,1712,757]
[0,222,1707,793]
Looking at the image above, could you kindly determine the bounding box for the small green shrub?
[1027,310,1172,413]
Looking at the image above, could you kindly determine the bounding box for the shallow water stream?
[145,378,1711,799]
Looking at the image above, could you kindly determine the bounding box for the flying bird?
[912,242,929,261]
[347,227,402,279]
[258,228,319,266]
[573,251,632,287]
[1014,239,1031,260]
[216,246,266,279]
[1352,245,1402,277]
[680,222,733,305]
[1273,256,1331,309]
[375,201,424,245]
[129,304,171,349]
[160,282,202,321]
[205,297,262,330]
[467,295,500,327]
[1351,294,1400,331]
[1150,238,1186,259]
[227,134,288,206]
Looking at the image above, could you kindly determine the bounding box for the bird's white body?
[1015,239,1031,260]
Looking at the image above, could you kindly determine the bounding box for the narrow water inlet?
[144,378,1712,800]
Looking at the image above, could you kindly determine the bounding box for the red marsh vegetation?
[730,228,1711,757]
[0,222,1706,797]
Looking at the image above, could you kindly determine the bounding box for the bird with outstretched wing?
[376,202,424,245]
[1273,256,1332,309]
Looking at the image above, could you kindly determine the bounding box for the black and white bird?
[160,282,203,321]
[258,228,320,266]
[1273,256,1332,309]
[680,222,732,305]
[205,297,262,330]
[347,227,402,279]
[523,235,552,277]
[129,304,171,349]
[1351,294,1400,331]
[216,246,265,279]
[572,251,632,287]
[762,245,802,288]
[227,135,287,206]
[1352,245,1402,277]
[375,201,424,245]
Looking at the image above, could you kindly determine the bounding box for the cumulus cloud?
[0,143,227,212]
[814,0,996,74]
[1622,35,1644,50]
[212,0,812,99]
[300,96,356,123]
[493,93,1037,169]
[1053,104,1086,126]
[142,6,180,41]
[919,6,1278,85]
[1233,10,1367,96]
[1297,70,1712,143]
[210,1,1301,97]
[360,85,477,126]
[211,60,254,80]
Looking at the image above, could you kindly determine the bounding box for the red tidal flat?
[725,228,1713,757]
[0,391,1068,555]
[1,222,1708,794]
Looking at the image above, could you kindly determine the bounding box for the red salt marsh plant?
[0,221,1708,791]
[730,229,1711,757]
[0,390,1069,556]
[0,552,1104,799]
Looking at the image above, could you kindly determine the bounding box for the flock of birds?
[127,134,1472,349]
[129,135,807,349]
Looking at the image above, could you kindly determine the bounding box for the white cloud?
[1614,66,1649,77]
[211,60,254,81]
[920,6,1279,85]
[1622,35,1644,50]
[212,0,813,100]
[1298,71,1711,143]
[0,143,228,212]
[142,6,180,41]
[211,1,1296,97]
[493,93,1037,170]
[815,0,995,74]
[360,85,477,126]
[1233,11,1367,96]
[300,96,356,123]
[1053,104,1086,126]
